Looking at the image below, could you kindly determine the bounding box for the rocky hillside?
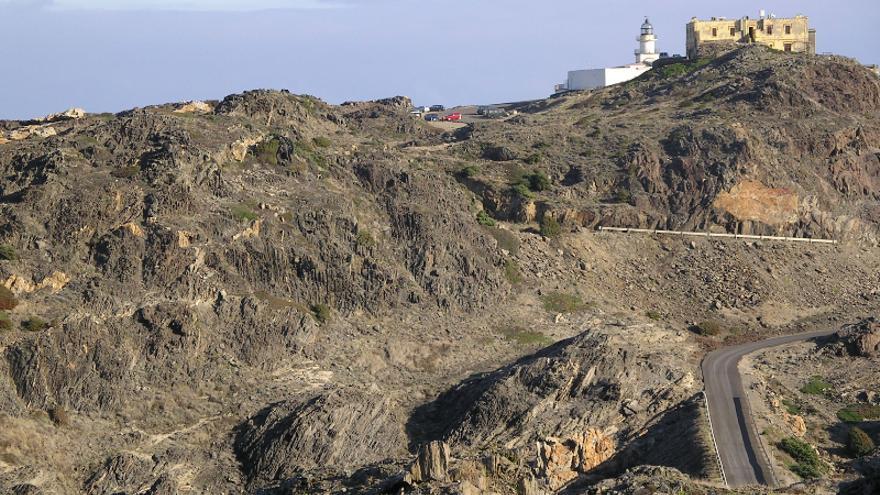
[0,45,878,494]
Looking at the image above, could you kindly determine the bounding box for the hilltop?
[0,45,878,494]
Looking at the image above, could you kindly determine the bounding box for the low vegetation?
[644,310,662,321]
[779,437,826,479]
[510,183,535,200]
[496,325,552,347]
[484,227,519,255]
[0,286,17,311]
[355,230,375,248]
[658,58,712,78]
[0,311,10,331]
[0,244,17,261]
[837,403,880,423]
[310,303,331,324]
[21,317,47,332]
[782,399,802,416]
[503,259,523,285]
[476,210,496,227]
[312,136,332,148]
[459,165,480,178]
[539,216,562,238]
[541,291,590,314]
[231,204,258,223]
[691,320,724,336]
[111,165,140,179]
[800,376,833,395]
[847,427,876,457]
[252,137,282,166]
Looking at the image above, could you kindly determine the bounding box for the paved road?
[702,329,837,487]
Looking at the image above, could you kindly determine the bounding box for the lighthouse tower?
[636,18,660,64]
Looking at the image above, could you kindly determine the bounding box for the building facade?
[686,13,816,59]
[556,19,663,93]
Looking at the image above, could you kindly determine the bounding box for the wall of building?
[566,69,607,91]
[565,65,652,91]
[686,16,814,58]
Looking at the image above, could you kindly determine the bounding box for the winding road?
[702,329,837,487]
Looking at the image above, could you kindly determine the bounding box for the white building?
[556,19,661,93]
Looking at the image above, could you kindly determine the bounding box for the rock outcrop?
[235,387,408,483]
[829,318,880,357]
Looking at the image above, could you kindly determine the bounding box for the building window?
[784,43,792,52]
[767,25,773,35]
[712,27,717,37]
[730,27,736,36]
[785,25,791,34]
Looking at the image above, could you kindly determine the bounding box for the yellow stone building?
[686,14,816,59]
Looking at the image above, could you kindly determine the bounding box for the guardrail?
[597,226,838,245]
[701,390,729,488]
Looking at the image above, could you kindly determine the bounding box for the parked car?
[441,112,462,122]
[409,109,423,117]
[424,114,440,122]
[429,105,445,112]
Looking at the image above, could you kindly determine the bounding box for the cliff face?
[0,46,878,494]
[459,46,880,242]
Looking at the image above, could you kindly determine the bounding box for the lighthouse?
[636,18,660,64]
[555,18,669,93]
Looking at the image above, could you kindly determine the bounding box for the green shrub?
[503,259,523,285]
[801,376,833,395]
[459,165,480,178]
[252,137,282,166]
[541,291,590,314]
[645,310,661,321]
[310,303,331,324]
[510,183,535,200]
[19,317,42,332]
[312,136,332,148]
[0,245,17,261]
[295,140,327,169]
[0,312,10,332]
[847,427,875,457]
[0,286,17,311]
[782,399,802,415]
[523,154,542,165]
[837,404,880,423]
[496,325,552,347]
[485,227,519,255]
[691,320,724,336]
[613,187,633,204]
[111,165,140,179]
[539,216,562,238]
[476,211,496,227]
[231,204,258,223]
[21,317,47,332]
[527,172,551,192]
[779,437,825,479]
[355,230,375,248]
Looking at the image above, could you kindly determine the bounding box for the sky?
[0,0,878,119]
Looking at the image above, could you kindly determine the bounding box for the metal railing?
[597,226,838,244]
[701,390,729,488]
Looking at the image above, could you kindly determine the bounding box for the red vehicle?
[441,112,462,122]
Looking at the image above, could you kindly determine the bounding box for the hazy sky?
[1,0,878,119]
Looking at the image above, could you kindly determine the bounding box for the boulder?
[835,318,880,357]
